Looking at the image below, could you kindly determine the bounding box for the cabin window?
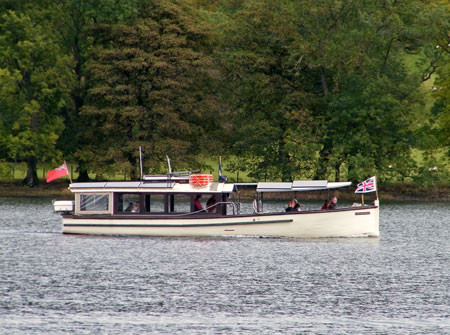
[143,194,165,213]
[168,194,191,213]
[190,194,219,213]
[80,194,109,211]
[117,194,141,213]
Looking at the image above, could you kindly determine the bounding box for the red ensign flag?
[46,163,69,183]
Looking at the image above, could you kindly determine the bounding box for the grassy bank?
[0,180,449,201]
[0,181,72,198]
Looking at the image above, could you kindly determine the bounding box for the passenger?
[285,199,298,212]
[194,195,204,212]
[321,200,330,210]
[206,196,217,213]
[131,202,140,213]
[328,196,337,209]
[125,202,133,212]
[294,202,302,211]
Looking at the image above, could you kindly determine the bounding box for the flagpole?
[361,194,364,205]
[166,155,172,174]
[139,146,143,180]
[375,176,379,200]
[64,161,73,184]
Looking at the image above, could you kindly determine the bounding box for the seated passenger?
[321,200,330,210]
[285,199,298,212]
[328,196,337,209]
[125,202,133,212]
[194,195,204,212]
[131,202,140,213]
[206,196,217,213]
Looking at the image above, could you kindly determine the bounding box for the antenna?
[139,146,143,180]
[166,155,172,174]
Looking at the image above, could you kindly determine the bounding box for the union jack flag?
[355,176,376,193]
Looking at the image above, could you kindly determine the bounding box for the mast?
[139,146,143,180]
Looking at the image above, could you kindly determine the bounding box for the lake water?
[0,197,449,334]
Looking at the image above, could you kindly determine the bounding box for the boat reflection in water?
[53,173,379,238]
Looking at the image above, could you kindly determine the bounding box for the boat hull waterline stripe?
[64,219,294,228]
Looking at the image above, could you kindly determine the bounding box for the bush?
[0,162,12,179]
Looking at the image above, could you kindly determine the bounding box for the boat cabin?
[64,174,236,217]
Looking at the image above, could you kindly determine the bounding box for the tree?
[425,0,450,156]
[81,0,217,178]
[212,0,448,182]
[432,56,450,162]
[48,0,148,181]
[0,9,71,186]
[288,0,433,181]
[215,0,319,181]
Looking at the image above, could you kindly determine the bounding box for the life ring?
[189,174,213,187]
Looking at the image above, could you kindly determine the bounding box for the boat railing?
[169,201,240,216]
[202,201,240,215]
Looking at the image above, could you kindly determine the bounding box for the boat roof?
[68,176,351,194]
[256,180,352,192]
[69,181,235,194]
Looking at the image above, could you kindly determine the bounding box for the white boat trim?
[256,181,352,192]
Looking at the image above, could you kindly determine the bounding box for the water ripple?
[1,198,449,334]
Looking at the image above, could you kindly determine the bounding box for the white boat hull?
[62,206,379,238]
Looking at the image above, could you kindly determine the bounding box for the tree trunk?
[280,148,292,182]
[315,145,330,180]
[347,160,359,183]
[347,160,354,183]
[320,67,329,97]
[334,162,341,182]
[77,169,90,182]
[128,153,138,180]
[22,157,39,187]
[130,165,138,180]
[76,161,90,182]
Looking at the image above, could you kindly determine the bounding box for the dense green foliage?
[0,7,72,186]
[0,0,449,185]
[81,1,217,179]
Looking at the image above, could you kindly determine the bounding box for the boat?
[53,172,379,238]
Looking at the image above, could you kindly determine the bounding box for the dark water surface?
[0,198,449,334]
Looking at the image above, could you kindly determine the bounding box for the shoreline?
[0,181,449,201]
[0,181,73,199]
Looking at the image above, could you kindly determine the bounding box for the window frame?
[113,193,168,215]
[114,192,143,215]
[76,192,111,215]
